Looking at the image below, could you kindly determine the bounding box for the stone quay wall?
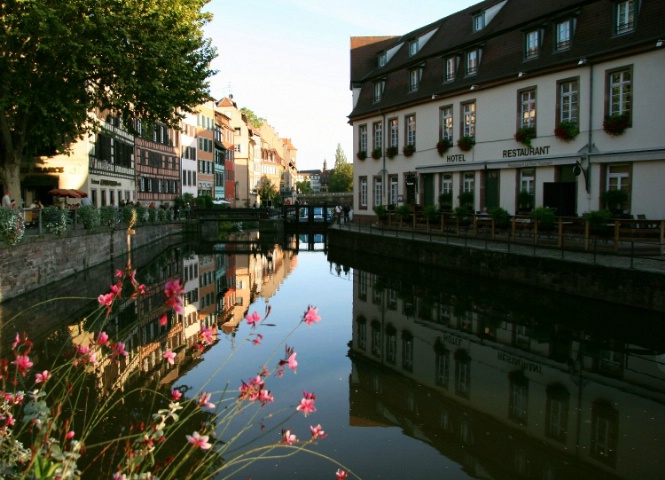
[0,224,186,302]
[328,229,665,312]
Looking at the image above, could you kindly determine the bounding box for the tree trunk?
[0,148,23,207]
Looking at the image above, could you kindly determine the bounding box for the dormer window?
[445,56,458,82]
[378,51,387,67]
[409,67,423,92]
[615,0,635,35]
[525,29,541,59]
[473,12,485,32]
[555,19,573,51]
[373,80,385,103]
[409,39,418,56]
[466,49,481,76]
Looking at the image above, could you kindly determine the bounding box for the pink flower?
[286,352,297,372]
[336,469,348,479]
[296,392,316,417]
[12,355,33,376]
[252,333,264,346]
[115,269,124,278]
[186,431,212,450]
[159,315,168,327]
[98,292,115,309]
[245,311,261,327]
[281,429,297,445]
[97,332,109,347]
[11,332,20,349]
[171,389,183,401]
[200,325,215,345]
[163,350,176,365]
[165,295,184,315]
[303,306,321,326]
[113,342,128,358]
[310,424,327,439]
[35,370,50,384]
[66,430,75,440]
[164,279,185,297]
[110,283,122,298]
[198,392,215,409]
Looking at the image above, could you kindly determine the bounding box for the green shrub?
[423,205,438,221]
[489,207,511,226]
[77,205,101,230]
[373,205,388,219]
[0,207,25,245]
[531,207,556,228]
[43,206,69,236]
[100,206,121,228]
[583,209,612,232]
[148,207,158,223]
[396,204,412,219]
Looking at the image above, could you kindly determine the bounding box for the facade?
[298,169,322,192]
[135,120,180,207]
[181,112,198,200]
[349,0,665,220]
[195,101,216,198]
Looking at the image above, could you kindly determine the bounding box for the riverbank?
[327,224,665,312]
[0,222,188,302]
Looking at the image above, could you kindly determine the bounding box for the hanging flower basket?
[554,121,579,142]
[402,144,415,157]
[386,146,398,159]
[371,147,382,160]
[514,126,536,147]
[603,113,630,136]
[436,138,452,156]
[356,150,367,161]
[457,135,475,152]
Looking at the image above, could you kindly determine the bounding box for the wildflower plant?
[0,207,25,245]
[43,206,70,236]
[0,224,355,479]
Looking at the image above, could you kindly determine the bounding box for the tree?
[0,0,217,202]
[296,180,313,194]
[240,107,265,129]
[328,163,353,192]
[334,143,347,168]
[257,176,278,204]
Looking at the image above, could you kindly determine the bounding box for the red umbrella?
[48,188,82,198]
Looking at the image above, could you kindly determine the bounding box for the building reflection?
[349,269,665,480]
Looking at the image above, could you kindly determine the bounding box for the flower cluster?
[0,206,25,246]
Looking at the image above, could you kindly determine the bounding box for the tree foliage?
[240,107,265,129]
[257,176,278,204]
[296,180,313,194]
[0,0,217,201]
[328,145,353,192]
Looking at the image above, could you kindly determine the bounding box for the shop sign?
[446,154,466,163]
[502,145,551,158]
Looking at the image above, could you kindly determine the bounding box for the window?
[373,121,383,151]
[402,334,413,372]
[405,114,416,147]
[408,39,418,56]
[591,401,619,466]
[520,89,537,128]
[558,79,579,125]
[520,168,535,194]
[388,118,399,148]
[389,175,398,204]
[473,12,485,31]
[454,351,471,398]
[466,49,480,75]
[606,164,630,199]
[439,106,453,142]
[386,332,397,364]
[378,51,387,67]
[373,80,384,103]
[441,174,452,195]
[445,57,457,82]
[359,124,368,153]
[555,19,572,51]
[359,177,368,208]
[409,68,422,92]
[608,68,632,118]
[615,0,635,35]
[525,29,540,59]
[463,172,475,193]
[374,176,383,207]
[435,351,450,387]
[509,373,529,424]
[462,102,476,137]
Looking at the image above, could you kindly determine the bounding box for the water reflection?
[340,249,665,480]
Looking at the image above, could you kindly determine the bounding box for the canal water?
[1,233,663,480]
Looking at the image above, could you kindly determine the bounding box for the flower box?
[457,135,475,152]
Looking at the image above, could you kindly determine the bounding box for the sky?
[203,0,479,171]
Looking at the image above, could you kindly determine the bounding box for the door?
[423,174,434,206]
[485,170,499,210]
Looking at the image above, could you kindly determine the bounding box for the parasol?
[48,188,87,198]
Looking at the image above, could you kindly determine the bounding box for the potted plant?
[602,188,628,214]
[373,204,388,222]
[402,144,415,157]
[371,147,382,160]
[517,190,534,212]
[583,209,613,235]
[554,121,579,142]
[514,126,536,147]
[457,135,475,151]
[356,150,367,161]
[489,207,511,227]
[603,113,630,136]
[438,192,453,212]
[436,138,452,156]
[531,206,556,230]
[386,146,398,159]
[457,191,474,211]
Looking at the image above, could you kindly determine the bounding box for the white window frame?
[378,51,387,67]
[463,172,475,194]
[525,29,540,59]
[359,124,368,153]
[408,39,418,56]
[445,57,456,82]
[462,102,476,137]
[609,68,632,117]
[373,80,384,103]
[389,175,399,204]
[520,89,537,128]
[440,106,453,142]
[473,12,485,32]
[559,80,579,124]
[441,174,453,195]
[615,0,635,35]
[555,19,572,51]
[405,114,416,147]
[466,49,479,76]
[409,68,422,92]
[389,118,399,148]
[360,177,368,207]
[520,168,535,195]
[606,164,630,192]
[373,121,383,151]
[374,176,383,207]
